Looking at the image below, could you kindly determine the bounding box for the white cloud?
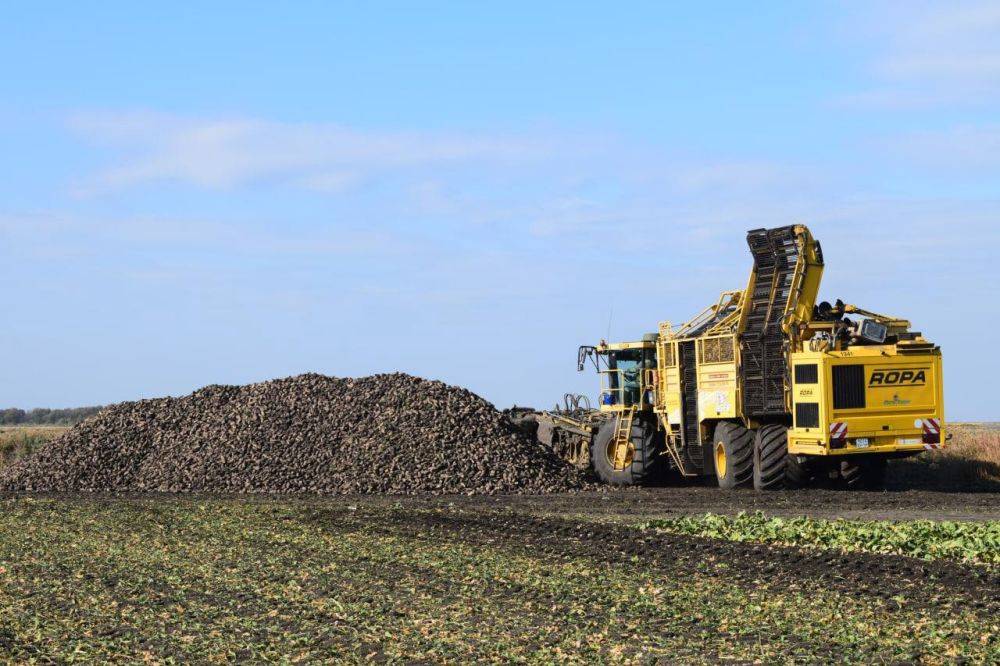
[396,158,807,239]
[68,111,553,194]
[843,1,1000,108]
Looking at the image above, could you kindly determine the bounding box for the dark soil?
[306,505,1000,613]
[325,485,1000,522]
[4,496,995,662]
[7,485,996,521]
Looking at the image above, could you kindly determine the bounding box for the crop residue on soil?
[0,373,586,495]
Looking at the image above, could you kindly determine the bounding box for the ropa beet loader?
[540,225,945,490]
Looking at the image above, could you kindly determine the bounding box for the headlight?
[858,319,887,344]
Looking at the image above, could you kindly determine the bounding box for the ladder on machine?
[610,407,635,469]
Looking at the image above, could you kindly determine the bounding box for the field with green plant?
[0,496,996,663]
[0,423,997,662]
[640,511,1000,564]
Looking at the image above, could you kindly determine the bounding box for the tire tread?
[754,424,788,491]
[713,422,754,489]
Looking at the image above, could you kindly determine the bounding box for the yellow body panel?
[787,346,944,456]
[663,366,682,427]
[646,327,945,461]
[781,225,825,337]
[697,364,737,421]
[600,341,653,351]
[695,334,738,423]
[653,334,739,448]
[645,321,945,463]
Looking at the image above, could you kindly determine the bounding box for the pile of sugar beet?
[0,373,586,495]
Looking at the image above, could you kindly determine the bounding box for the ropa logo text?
[869,369,927,387]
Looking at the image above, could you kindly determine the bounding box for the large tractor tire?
[591,415,661,486]
[753,424,788,491]
[785,453,815,489]
[712,422,753,489]
[840,458,888,490]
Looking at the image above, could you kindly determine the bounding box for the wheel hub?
[715,441,727,478]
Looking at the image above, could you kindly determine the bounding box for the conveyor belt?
[741,226,799,417]
[678,339,704,472]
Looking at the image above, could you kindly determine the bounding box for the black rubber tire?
[591,415,661,486]
[712,422,754,490]
[753,424,788,491]
[785,454,814,489]
[841,458,888,490]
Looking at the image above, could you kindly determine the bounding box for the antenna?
[605,306,614,342]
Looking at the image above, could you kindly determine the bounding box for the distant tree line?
[0,406,105,426]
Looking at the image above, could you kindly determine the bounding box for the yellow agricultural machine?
[548,225,945,489]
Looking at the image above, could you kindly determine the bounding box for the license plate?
[854,438,870,448]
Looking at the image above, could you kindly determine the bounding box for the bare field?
[0,496,996,663]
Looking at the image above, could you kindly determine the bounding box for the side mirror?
[577,345,597,371]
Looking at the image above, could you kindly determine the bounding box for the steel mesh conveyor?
[741,226,799,417]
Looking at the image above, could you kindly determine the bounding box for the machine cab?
[579,339,657,412]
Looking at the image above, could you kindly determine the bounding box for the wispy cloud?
[888,124,1000,169]
[0,211,414,262]
[665,161,791,194]
[841,1,1000,109]
[68,110,554,194]
[59,106,998,273]
[878,1,1000,78]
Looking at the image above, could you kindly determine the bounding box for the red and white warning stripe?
[829,421,848,440]
[921,417,942,447]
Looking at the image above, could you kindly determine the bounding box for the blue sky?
[1,2,998,419]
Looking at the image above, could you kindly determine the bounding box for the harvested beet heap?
[0,373,585,494]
